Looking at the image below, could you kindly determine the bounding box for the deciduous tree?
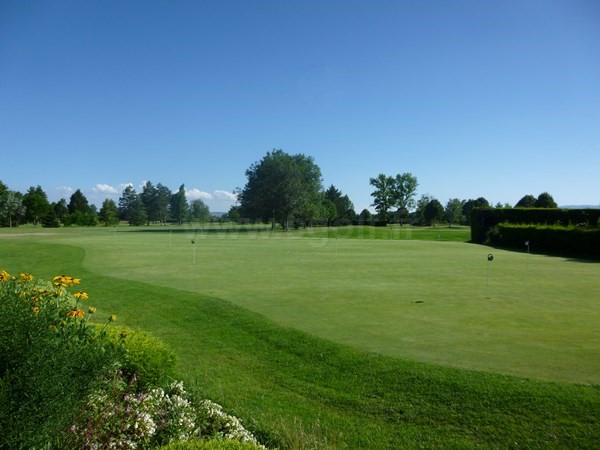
[369,174,395,222]
[23,186,50,225]
[238,150,323,229]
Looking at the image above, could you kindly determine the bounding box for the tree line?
[0,148,559,228]
[0,181,211,227]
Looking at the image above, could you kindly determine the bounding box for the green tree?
[414,194,432,225]
[515,194,536,208]
[68,189,90,215]
[0,190,26,228]
[462,197,490,223]
[169,184,189,225]
[238,150,323,229]
[53,199,68,223]
[424,198,444,226]
[226,205,241,223]
[98,199,120,226]
[189,198,211,222]
[535,192,558,208]
[369,174,395,223]
[141,181,159,225]
[119,185,147,226]
[393,173,418,223]
[444,198,464,226]
[324,185,355,222]
[129,195,148,226]
[156,183,172,224]
[23,186,50,225]
[118,185,137,222]
[65,189,96,226]
[358,208,372,222]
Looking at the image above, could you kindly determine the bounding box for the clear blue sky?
[1,0,599,212]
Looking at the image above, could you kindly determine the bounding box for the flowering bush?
[0,270,266,449]
[0,270,123,449]
[68,372,265,449]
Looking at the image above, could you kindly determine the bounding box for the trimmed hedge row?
[471,208,600,243]
[489,224,600,258]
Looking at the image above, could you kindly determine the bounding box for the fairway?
[2,226,599,384]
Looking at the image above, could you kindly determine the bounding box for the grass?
[1,225,599,447]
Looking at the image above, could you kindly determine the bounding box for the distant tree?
[324,185,355,222]
[68,189,90,215]
[369,174,395,223]
[227,205,241,223]
[0,190,26,228]
[129,196,148,226]
[414,194,433,225]
[320,196,337,226]
[98,199,120,226]
[169,184,189,225]
[515,194,536,208]
[345,208,357,221]
[65,189,96,226]
[189,198,211,222]
[53,199,68,223]
[424,198,444,226]
[462,197,490,223]
[156,183,172,224]
[358,208,372,222]
[23,186,50,225]
[393,173,418,223]
[535,192,558,208]
[238,150,323,229]
[444,198,464,226]
[41,210,60,228]
[118,185,138,223]
[141,181,159,225]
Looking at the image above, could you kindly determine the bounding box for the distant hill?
[560,205,600,209]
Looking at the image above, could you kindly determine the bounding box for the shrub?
[101,325,178,390]
[0,270,266,449]
[0,271,123,448]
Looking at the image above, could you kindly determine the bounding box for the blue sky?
[1,0,599,213]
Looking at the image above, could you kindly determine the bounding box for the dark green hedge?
[471,208,600,243]
[488,224,600,258]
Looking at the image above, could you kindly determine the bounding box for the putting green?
[2,227,599,384]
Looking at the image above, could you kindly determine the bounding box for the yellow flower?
[109,314,117,322]
[32,306,40,315]
[74,291,89,301]
[0,270,11,282]
[66,309,85,319]
[88,307,96,314]
[52,275,81,287]
[19,273,34,283]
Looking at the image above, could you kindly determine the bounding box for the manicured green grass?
[6,225,597,384]
[1,227,599,447]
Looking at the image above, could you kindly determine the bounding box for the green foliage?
[23,185,50,224]
[471,207,600,246]
[98,198,120,226]
[160,439,263,449]
[515,194,537,208]
[0,272,123,448]
[490,223,600,257]
[170,184,190,225]
[423,198,444,226]
[369,173,396,222]
[238,149,323,228]
[119,184,148,226]
[102,325,177,389]
[189,198,211,223]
